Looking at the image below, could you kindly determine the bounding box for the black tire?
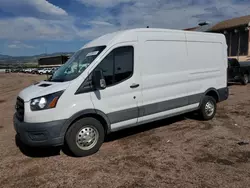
[198,96,217,121]
[241,74,249,85]
[65,117,105,157]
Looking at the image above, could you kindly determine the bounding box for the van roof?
[82,28,225,49]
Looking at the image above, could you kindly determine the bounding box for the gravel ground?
[1,73,250,188]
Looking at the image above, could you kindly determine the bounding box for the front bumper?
[13,114,66,147]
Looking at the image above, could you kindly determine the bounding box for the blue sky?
[0,0,249,56]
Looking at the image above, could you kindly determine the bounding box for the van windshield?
[50,46,106,82]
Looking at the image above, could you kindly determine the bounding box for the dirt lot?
[1,73,250,188]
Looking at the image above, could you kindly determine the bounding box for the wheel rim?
[205,101,215,117]
[244,75,248,83]
[76,126,99,150]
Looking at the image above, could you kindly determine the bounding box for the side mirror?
[93,70,106,89]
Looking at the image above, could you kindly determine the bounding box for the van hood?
[18,81,71,102]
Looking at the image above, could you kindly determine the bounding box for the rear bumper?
[13,114,66,147]
[218,87,229,102]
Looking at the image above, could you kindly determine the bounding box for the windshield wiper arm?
[49,78,65,82]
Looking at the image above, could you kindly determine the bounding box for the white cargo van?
[14,29,228,157]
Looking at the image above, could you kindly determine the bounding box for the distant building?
[184,15,250,62]
[184,22,216,32]
[209,15,250,62]
[184,26,199,31]
[38,55,70,67]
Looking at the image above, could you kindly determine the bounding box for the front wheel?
[198,96,217,120]
[241,74,249,85]
[65,117,105,157]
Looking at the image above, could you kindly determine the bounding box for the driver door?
[90,44,141,131]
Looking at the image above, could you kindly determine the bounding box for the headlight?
[30,91,64,111]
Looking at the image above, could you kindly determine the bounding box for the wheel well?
[67,113,109,135]
[206,90,219,102]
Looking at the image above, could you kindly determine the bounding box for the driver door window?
[95,46,133,87]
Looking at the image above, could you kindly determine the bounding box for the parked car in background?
[37,68,51,74]
[5,69,10,73]
[37,68,41,74]
[23,69,31,73]
[228,58,250,85]
[38,68,46,74]
[12,68,20,73]
[46,68,53,75]
[51,67,59,75]
[31,68,38,74]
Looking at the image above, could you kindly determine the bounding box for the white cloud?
[115,0,250,29]
[8,41,35,49]
[0,14,119,42]
[77,0,250,29]
[0,17,77,41]
[1,0,250,43]
[76,0,133,8]
[8,44,19,49]
[0,0,68,18]
[76,25,118,39]
[89,20,114,26]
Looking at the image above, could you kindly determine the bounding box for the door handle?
[130,83,140,88]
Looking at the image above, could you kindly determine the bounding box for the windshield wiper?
[49,78,65,82]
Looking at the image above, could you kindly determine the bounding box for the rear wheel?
[65,117,105,157]
[198,96,216,120]
[241,74,249,85]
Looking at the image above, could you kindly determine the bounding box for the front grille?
[16,97,24,122]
